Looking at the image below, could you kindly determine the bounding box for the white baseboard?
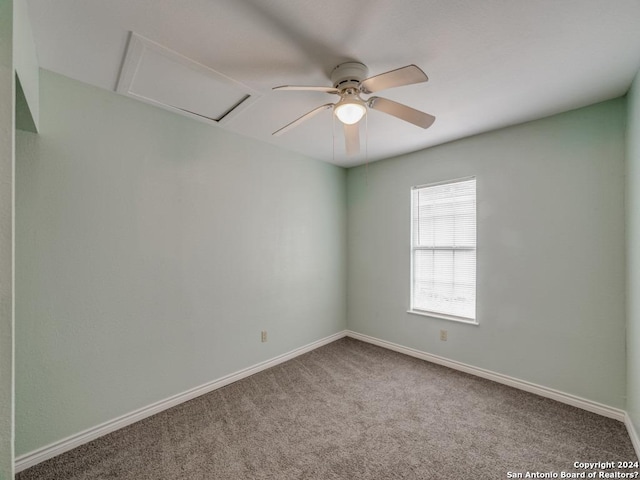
[346,330,626,422]
[15,329,632,472]
[624,413,640,459]
[15,330,348,473]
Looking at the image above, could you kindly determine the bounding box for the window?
[410,177,476,323]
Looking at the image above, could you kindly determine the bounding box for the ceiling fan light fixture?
[334,100,366,125]
[273,63,435,156]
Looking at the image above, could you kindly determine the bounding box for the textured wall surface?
[347,99,627,408]
[15,70,347,456]
[0,0,14,477]
[627,69,640,437]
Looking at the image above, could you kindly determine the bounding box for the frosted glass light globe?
[334,102,366,125]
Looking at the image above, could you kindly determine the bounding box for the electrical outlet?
[261,330,267,343]
[440,330,448,341]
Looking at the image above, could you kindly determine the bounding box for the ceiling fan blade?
[344,122,360,156]
[272,103,334,136]
[368,97,435,129]
[273,85,340,94]
[359,65,428,94]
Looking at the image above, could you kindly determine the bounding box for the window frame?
[408,176,478,325]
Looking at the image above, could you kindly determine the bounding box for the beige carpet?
[16,338,637,479]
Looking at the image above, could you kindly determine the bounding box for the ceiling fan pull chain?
[332,110,336,164]
[365,111,369,186]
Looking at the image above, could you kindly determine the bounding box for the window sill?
[407,309,479,326]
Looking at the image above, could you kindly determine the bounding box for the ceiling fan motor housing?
[331,62,368,91]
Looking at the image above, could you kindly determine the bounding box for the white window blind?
[411,177,476,322]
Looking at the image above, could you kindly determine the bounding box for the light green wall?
[627,69,640,436]
[13,0,38,132]
[0,0,14,477]
[347,99,627,408]
[15,70,347,455]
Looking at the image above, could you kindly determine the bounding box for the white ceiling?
[25,0,640,167]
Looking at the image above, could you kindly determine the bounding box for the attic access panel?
[117,33,259,125]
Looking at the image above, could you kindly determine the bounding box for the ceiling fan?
[272,62,436,156]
